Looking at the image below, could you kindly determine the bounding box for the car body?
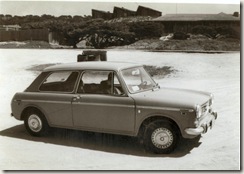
[11,61,217,154]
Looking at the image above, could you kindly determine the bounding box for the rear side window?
[43,72,71,84]
[39,71,79,92]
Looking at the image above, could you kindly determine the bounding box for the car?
[11,61,217,154]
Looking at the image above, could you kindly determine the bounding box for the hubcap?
[151,127,173,149]
[28,114,42,132]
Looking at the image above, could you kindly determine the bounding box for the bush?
[191,25,217,38]
[84,23,136,48]
[129,22,164,39]
[173,32,190,40]
[216,26,240,39]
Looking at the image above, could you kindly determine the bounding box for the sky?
[0,0,240,17]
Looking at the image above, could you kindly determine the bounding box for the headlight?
[209,93,214,106]
[196,104,202,118]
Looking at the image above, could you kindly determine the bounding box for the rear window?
[39,71,79,92]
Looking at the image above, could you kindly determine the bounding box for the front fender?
[134,107,196,138]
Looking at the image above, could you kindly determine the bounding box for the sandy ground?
[0,49,240,170]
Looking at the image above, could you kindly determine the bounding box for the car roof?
[43,61,142,72]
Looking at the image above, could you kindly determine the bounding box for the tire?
[143,120,179,154]
[24,109,49,136]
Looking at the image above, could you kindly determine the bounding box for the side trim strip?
[73,102,134,108]
[21,99,71,104]
[137,106,190,112]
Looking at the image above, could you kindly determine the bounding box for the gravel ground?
[0,49,240,170]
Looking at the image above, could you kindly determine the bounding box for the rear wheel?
[24,109,49,136]
[143,120,179,154]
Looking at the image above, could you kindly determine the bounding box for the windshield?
[121,66,157,93]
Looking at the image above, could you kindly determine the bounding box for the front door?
[72,70,135,135]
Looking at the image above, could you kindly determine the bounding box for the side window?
[77,71,124,95]
[39,71,79,92]
[43,72,71,84]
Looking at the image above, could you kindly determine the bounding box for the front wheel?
[143,120,179,154]
[24,110,49,136]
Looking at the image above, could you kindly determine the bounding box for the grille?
[201,101,210,116]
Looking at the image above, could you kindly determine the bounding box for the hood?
[131,87,211,109]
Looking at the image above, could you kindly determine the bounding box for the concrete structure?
[92,9,113,20]
[77,50,107,62]
[136,5,161,17]
[113,7,136,18]
[91,5,162,19]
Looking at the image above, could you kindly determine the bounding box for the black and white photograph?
[0,0,241,170]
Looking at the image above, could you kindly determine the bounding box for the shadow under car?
[0,124,202,157]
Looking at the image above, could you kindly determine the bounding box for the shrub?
[83,23,136,48]
[129,22,164,39]
[191,25,217,38]
[216,26,240,39]
[173,32,190,40]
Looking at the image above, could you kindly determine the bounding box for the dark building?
[0,28,49,42]
[153,12,240,34]
[136,5,162,17]
[113,6,136,18]
[92,9,113,20]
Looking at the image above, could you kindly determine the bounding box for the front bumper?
[185,111,217,136]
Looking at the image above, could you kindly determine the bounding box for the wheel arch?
[20,105,46,121]
[136,115,181,137]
